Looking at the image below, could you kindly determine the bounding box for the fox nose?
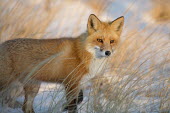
[105,51,111,56]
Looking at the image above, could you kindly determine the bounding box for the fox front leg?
[64,83,84,113]
[63,89,83,111]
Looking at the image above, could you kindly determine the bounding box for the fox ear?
[110,16,124,36]
[87,14,102,34]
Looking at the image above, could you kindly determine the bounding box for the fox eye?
[97,39,103,43]
[110,40,115,44]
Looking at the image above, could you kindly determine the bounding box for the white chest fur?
[89,58,107,76]
[80,58,108,88]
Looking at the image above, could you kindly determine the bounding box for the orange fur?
[0,14,124,113]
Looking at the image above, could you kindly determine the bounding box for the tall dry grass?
[0,0,57,42]
[150,0,170,23]
[0,0,169,113]
[86,30,170,112]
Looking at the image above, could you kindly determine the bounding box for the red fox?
[0,14,124,113]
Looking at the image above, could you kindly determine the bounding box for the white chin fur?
[94,46,107,58]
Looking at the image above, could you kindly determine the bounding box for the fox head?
[85,14,124,58]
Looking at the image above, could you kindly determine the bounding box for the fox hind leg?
[0,80,23,108]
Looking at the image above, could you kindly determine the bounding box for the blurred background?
[0,0,170,113]
[0,0,169,41]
